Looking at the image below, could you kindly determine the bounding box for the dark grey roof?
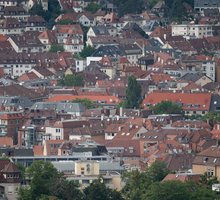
[92,25,110,36]
[209,94,220,112]
[0,147,33,157]
[31,102,86,113]
[0,96,33,108]
[180,73,206,82]
[92,45,124,57]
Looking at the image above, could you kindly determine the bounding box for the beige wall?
[75,161,99,176]
[192,164,220,179]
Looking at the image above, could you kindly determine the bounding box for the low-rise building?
[172,24,213,39]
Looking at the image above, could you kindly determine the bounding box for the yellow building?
[66,160,122,191]
[192,146,220,179]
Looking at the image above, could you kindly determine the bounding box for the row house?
[181,55,216,81]
[21,0,48,11]
[38,30,57,51]
[194,0,220,14]
[142,91,219,116]
[0,5,29,21]
[0,112,25,144]
[24,15,46,32]
[0,18,23,35]
[0,52,37,76]
[171,23,213,39]
[0,0,18,10]
[52,24,84,54]
[8,32,46,53]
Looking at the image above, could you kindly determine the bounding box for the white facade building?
[171,24,213,39]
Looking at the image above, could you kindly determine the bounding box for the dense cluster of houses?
[1,0,220,198]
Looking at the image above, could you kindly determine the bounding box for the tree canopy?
[49,44,64,52]
[152,101,183,114]
[85,3,101,14]
[113,0,144,17]
[84,179,124,200]
[30,0,61,28]
[59,74,84,87]
[124,76,142,109]
[72,98,95,109]
[201,112,220,128]
[18,162,76,200]
[79,45,96,58]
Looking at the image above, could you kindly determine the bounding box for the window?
[207,168,214,176]
[56,129,60,133]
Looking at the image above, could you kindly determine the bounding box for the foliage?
[152,101,183,115]
[79,45,96,58]
[49,44,64,52]
[59,74,84,87]
[201,112,220,128]
[81,25,89,45]
[199,172,219,187]
[122,160,169,200]
[86,3,101,14]
[18,161,83,200]
[30,0,61,28]
[144,181,191,200]
[84,179,124,200]
[113,0,144,17]
[148,0,160,9]
[146,160,169,182]
[72,98,95,109]
[124,76,142,109]
[164,0,194,22]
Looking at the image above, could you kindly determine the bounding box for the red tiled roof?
[143,92,211,111]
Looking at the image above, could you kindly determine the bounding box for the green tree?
[146,160,169,182]
[152,101,183,114]
[18,161,83,200]
[86,3,101,13]
[72,98,95,109]
[124,76,142,109]
[144,181,192,200]
[122,160,169,200]
[84,179,124,200]
[49,44,64,52]
[30,2,46,17]
[18,161,60,200]
[199,172,219,187]
[52,179,84,200]
[148,0,160,9]
[79,45,95,58]
[59,74,84,87]
[113,0,144,17]
[201,112,220,128]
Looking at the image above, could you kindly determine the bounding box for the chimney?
[119,107,123,117]
[164,34,167,40]
[187,125,191,133]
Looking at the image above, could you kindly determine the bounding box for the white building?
[194,0,220,14]
[171,24,213,39]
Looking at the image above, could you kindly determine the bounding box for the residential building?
[171,24,213,39]
[66,160,122,190]
[0,160,21,200]
[192,145,220,179]
[194,0,220,14]
[142,92,214,115]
